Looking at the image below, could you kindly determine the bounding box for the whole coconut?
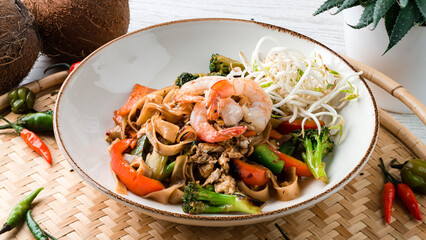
[23,0,130,63]
[0,0,40,94]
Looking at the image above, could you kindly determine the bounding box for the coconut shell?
[23,0,130,63]
[0,0,40,95]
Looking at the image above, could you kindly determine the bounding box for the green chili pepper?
[0,187,43,234]
[0,111,53,132]
[250,144,284,174]
[391,159,426,194]
[130,135,150,160]
[279,138,298,156]
[43,230,58,240]
[26,210,48,240]
[7,87,36,114]
[158,161,176,181]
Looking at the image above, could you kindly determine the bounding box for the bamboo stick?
[379,108,426,159]
[343,56,426,124]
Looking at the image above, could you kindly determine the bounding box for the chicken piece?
[226,146,244,159]
[198,162,216,178]
[203,169,222,186]
[214,174,237,194]
[218,154,230,173]
[199,143,225,153]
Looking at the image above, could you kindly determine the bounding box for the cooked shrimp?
[219,98,243,126]
[175,76,225,103]
[207,78,272,132]
[190,101,247,143]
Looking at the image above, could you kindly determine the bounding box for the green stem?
[0,115,23,133]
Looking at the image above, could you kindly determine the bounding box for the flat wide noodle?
[144,120,196,156]
[144,183,184,204]
[171,155,188,185]
[152,114,180,143]
[269,167,300,201]
[237,181,270,202]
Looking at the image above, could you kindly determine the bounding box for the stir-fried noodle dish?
[105,36,360,214]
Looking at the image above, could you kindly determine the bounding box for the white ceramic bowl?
[54,18,378,226]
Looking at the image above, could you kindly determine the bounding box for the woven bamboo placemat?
[0,75,425,239]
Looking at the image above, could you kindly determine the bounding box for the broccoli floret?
[175,72,202,87]
[293,127,334,184]
[182,182,262,214]
[209,54,245,76]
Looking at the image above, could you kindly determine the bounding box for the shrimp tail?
[218,125,247,137]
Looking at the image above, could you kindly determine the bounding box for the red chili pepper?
[0,116,52,164]
[396,183,422,221]
[110,139,165,196]
[233,159,270,187]
[69,61,81,73]
[268,146,312,177]
[378,158,422,222]
[277,118,324,135]
[115,84,156,116]
[382,182,395,223]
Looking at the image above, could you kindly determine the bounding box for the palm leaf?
[414,0,426,19]
[399,0,409,8]
[314,0,344,15]
[372,0,396,29]
[333,0,361,15]
[384,1,422,54]
[348,1,376,28]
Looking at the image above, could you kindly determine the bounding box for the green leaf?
[314,0,344,15]
[384,3,400,37]
[400,0,409,8]
[348,1,376,29]
[372,0,396,29]
[384,1,422,54]
[333,0,361,15]
[414,0,426,19]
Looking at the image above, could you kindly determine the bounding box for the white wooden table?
[23,0,425,143]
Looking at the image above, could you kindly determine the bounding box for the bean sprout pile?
[228,36,361,134]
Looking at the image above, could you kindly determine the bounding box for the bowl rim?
[54,18,379,222]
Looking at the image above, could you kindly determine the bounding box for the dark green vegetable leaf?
[384,1,422,54]
[414,0,426,19]
[399,0,409,8]
[372,0,397,29]
[384,3,400,37]
[333,0,361,15]
[314,0,344,15]
[348,1,376,29]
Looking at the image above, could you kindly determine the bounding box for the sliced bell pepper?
[110,139,165,196]
[269,129,283,140]
[269,145,312,177]
[277,118,324,135]
[115,84,156,116]
[250,144,284,174]
[233,159,270,187]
